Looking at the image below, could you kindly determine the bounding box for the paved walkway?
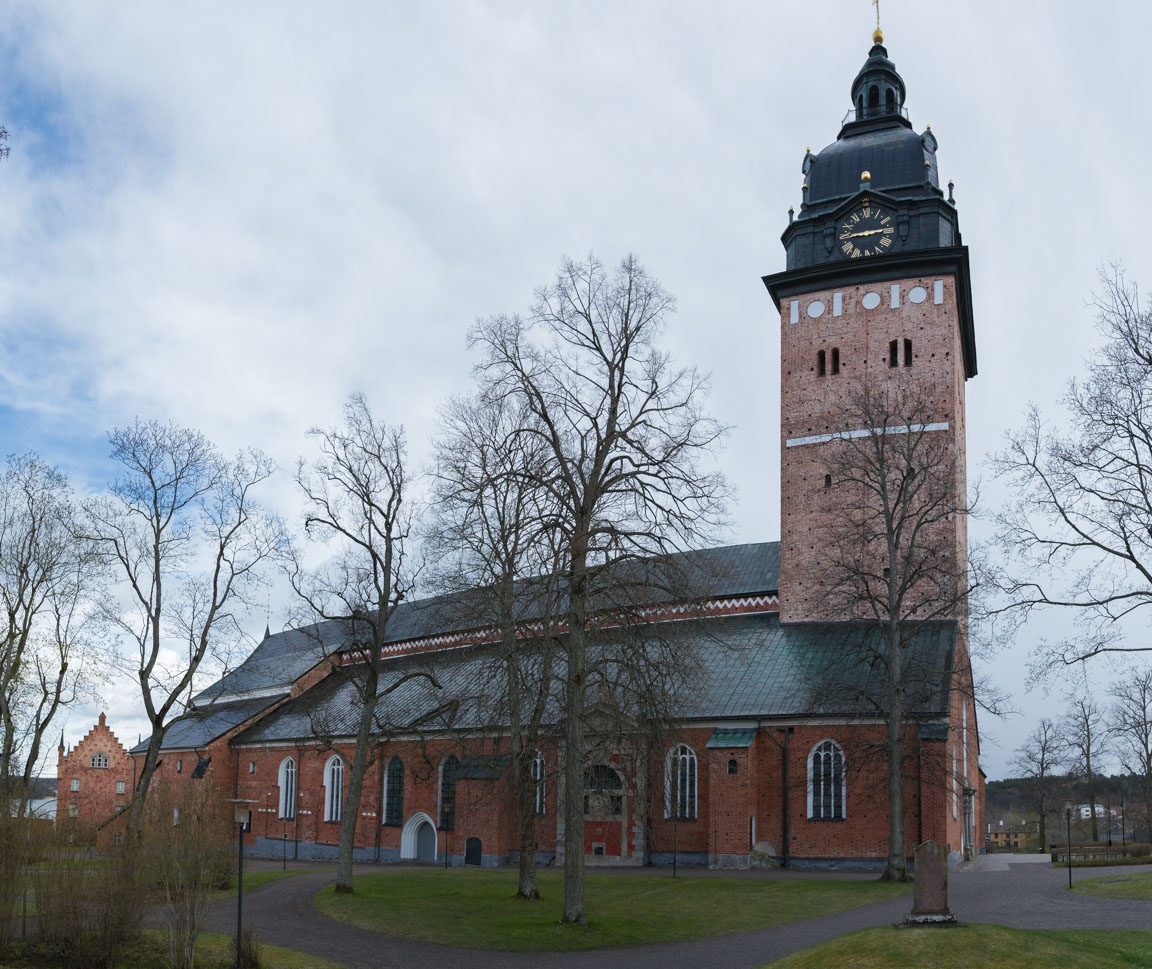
[202,856,1152,969]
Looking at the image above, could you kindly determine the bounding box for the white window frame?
[70,778,79,792]
[531,752,545,817]
[116,780,125,795]
[807,739,846,820]
[324,755,344,822]
[952,746,958,819]
[663,744,698,821]
[278,757,297,820]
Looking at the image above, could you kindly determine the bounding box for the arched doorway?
[400,811,438,863]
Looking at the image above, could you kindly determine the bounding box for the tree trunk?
[561,555,587,925]
[336,660,380,894]
[129,732,165,836]
[881,622,908,882]
[504,613,540,901]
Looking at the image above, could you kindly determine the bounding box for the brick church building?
[88,27,984,870]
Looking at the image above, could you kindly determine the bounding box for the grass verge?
[313,869,909,951]
[0,931,348,969]
[760,924,1152,968]
[1072,869,1152,900]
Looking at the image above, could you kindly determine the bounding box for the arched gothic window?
[439,755,459,830]
[324,756,344,823]
[808,740,845,820]
[584,764,622,819]
[531,752,546,817]
[664,744,698,821]
[384,756,404,827]
[278,757,296,820]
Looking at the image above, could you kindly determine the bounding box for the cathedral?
[65,28,984,870]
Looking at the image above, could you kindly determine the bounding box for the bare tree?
[87,421,284,832]
[1060,692,1107,842]
[470,254,728,924]
[820,378,973,881]
[290,393,439,895]
[1010,718,1065,850]
[1108,666,1152,840]
[992,270,1152,671]
[0,454,100,816]
[428,391,562,899]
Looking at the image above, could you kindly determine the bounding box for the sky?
[2,0,1151,780]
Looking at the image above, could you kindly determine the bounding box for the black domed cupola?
[851,29,907,121]
[777,27,963,273]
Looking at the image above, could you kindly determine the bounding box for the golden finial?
[861,171,872,182]
[872,0,883,43]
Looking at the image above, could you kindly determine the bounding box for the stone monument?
[905,841,957,925]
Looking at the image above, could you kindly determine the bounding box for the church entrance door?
[416,821,436,862]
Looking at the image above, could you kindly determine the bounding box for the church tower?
[763,27,977,624]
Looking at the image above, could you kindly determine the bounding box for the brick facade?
[57,713,133,825]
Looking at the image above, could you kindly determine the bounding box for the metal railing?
[842,104,910,125]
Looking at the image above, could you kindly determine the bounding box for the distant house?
[57,713,134,825]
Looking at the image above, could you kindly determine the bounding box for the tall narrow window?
[531,752,546,817]
[903,338,912,367]
[664,744,698,821]
[324,756,344,822]
[439,755,459,830]
[384,756,404,826]
[889,339,898,368]
[808,740,845,820]
[831,347,840,374]
[817,350,826,376]
[885,88,896,113]
[278,757,296,820]
[824,473,832,489]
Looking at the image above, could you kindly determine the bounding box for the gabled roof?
[195,542,781,705]
[130,694,285,754]
[232,612,955,745]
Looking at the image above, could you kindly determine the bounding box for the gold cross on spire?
[872,0,884,43]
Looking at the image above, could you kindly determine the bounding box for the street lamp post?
[1121,799,1126,847]
[1066,808,1073,890]
[226,799,257,969]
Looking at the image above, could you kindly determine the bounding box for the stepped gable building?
[57,713,133,824]
[104,27,983,869]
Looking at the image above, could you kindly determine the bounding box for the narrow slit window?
[904,338,912,367]
[889,340,898,368]
[824,473,832,488]
[817,350,826,376]
[831,348,840,374]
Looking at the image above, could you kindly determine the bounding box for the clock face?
[838,201,895,258]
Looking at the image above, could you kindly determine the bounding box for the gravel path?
[201,856,1152,969]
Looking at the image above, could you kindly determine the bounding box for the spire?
[849,22,908,123]
[59,730,65,751]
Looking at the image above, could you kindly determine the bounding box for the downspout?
[781,727,791,869]
[294,742,303,860]
[374,743,385,864]
[917,733,924,849]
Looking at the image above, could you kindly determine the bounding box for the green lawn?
[216,867,329,898]
[313,869,909,950]
[761,924,1152,969]
[1072,870,1152,900]
[0,932,348,969]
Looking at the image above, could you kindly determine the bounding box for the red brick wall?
[57,713,134,825]
[778,275,968,624]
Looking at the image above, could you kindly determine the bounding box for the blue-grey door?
[416,821,436,862]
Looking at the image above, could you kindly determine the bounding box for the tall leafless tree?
[1108,666,1152,840]
[0,454,101,817]
[992,270,1152,671]
[290,393,438,894]
[820,378,973,881]
[469,254,728,924]
[1009,718,1065,850]
[87,421,284,832]
[1060,692,1107,842]
[427,391,562,900]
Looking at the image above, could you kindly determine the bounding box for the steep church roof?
[231,613,956,745]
